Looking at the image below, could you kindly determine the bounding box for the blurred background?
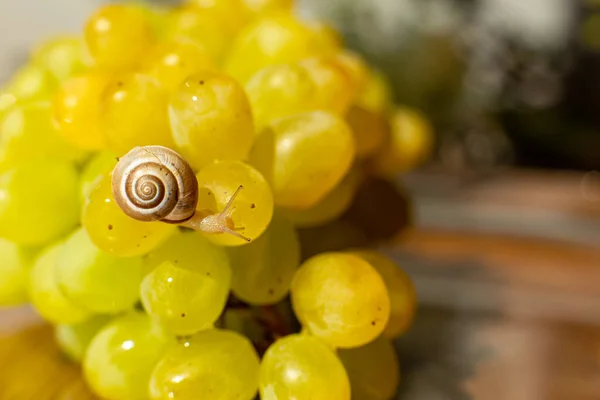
[1,0,600,399]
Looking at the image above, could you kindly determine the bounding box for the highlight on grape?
[0,0,432,398]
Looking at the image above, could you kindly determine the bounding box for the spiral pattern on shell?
[111,146,199,223]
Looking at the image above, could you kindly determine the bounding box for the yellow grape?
[29,241,90,324]
[347,105,389,158]
[291,252,390,348]
[0,160,79,246]
[32,36,89,82]
[244,63,317,132]
[351,250,417,338]
[165,5,232,62]
[249,111,355,210]
[224,14,320,83]
[131,3,170,38]
[338,336,400,400]
[82,173,176,257]
[195,160,273,245]
[186,0,248,38]
[306,22,343,56]
[169,72,254,170]
[84,4,155,71]
[228,212,299,305]
[371,106,434,177]
[84,311,173,400]
[335,51,368,97]
[240,0,293,17]
[55,315,112,362]
[79,150,118,203]
[285,166,363,227]
[0,92,17,115]
[259,334,350,400]
[141,38,215,91]
[357,68,393,114]
[52,71,111,151]
[0,238,35,306]
[149,329,260,400]
[101,73,176,155]
[299,57,355,114]
[141,230,231,335]
[0,102,86,170]
[56,227,143,314]
[2,63,55,103]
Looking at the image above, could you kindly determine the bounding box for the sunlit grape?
[371,107,434,177]
[0,238,35,306]
[101,73,175,155]
[3,63,55,103]
[55,315,112,361]
[84,4,155,71]
[79,150,118,203]
[351,250,417,338]
[338,336,400,400]
[169,72,254,170]
[52,72,111,151]
[0,102,86,170]
[82,173,176,257]
[249,111,355,209]
[141,38,215,91]
[149,329,260,400]
[299,57,355,114]
[240,0,293,17]
[194,160,273,246]
[0,160,79,246]
[56,227,143,314]
[291,252,390,348]
[29,242,90,324]
[259,334,350,400]
[347,105,389,158]
[245,63,317,131]
[84,311,173,400]
[32,36,89,82]
[141,231,231,335]
[228,212,299,304]
[357,68,393,114]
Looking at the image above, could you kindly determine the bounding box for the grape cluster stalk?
[0,1,433,399]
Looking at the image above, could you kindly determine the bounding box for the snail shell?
[111,145,199,223]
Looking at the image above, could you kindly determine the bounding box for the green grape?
[84,311,173,400]
[371,106,434,177]
[338,335,400,400]
[244,63,317,132]
[285,166,362,227]
[29,242,90,324]
[55,315,112,362]
[55,227,143,314]
[149,329,260,400]
[0,160,79,246]
[82,173,176,257]
[0,238,35,306]
[0,102,86,170]
[259,334,350,400]
[84,4,155,71]
[351,250,416,338]
[356,68,393,114]
[298,57,355,114]
[193,160,273,246]
[347,105,389,159]
[291,252,390,348]
[169,72,254,170]
[224,14,320,83]
[249,111,355,210]
[140,230,231,335]
[32,36,89,82]
[3,63,55,103]
[228,212,299,305]
[164,5,233,63]
[101,73,176,155]
[141,38,215,91]
[79,150,118,203]
[52,71,111,151]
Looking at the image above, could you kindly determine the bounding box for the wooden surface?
[1,169,599,400]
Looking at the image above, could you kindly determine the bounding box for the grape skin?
[0,238,35,306]
[55,315,112,362]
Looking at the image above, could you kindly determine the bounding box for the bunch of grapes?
[0,0,433,399]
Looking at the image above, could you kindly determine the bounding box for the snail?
[112,145,251,242]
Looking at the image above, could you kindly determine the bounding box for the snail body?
[112,145,250,242]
